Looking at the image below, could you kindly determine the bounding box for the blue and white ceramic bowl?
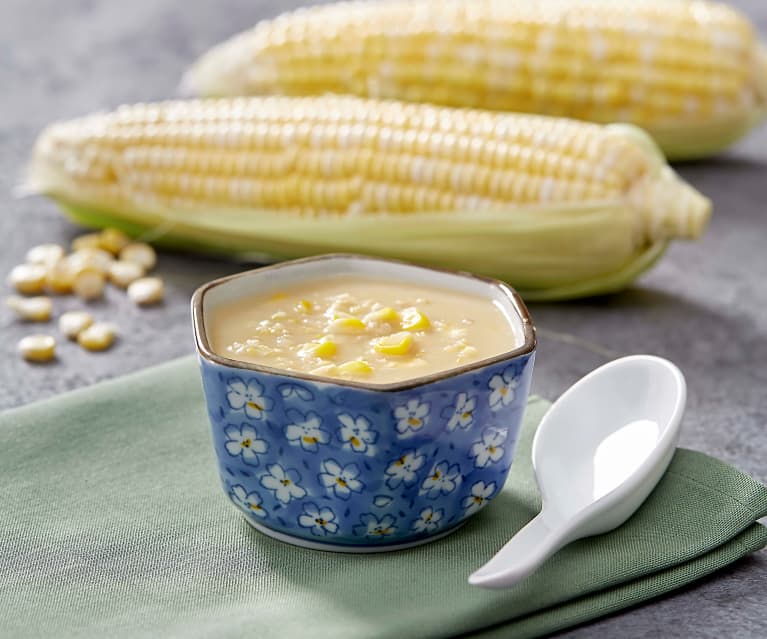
[192,255,536,552]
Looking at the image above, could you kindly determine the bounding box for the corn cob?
[183,0,767,161]
[25,96,711,300]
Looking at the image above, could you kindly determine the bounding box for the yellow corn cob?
[183,0,767,160]
[25,95,711,300]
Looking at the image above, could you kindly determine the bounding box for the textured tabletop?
[1,1,765,636]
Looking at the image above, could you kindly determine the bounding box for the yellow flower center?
[350,436,361,447]
[315,518,326,526]
[407,417,421,427]
[431,470,441,481]
[241,438,251,448]
[488,446,496,454]
[473,496,483,504]
[250,503,262,510]
[336,477,348,487]
[280,479,291,486]
[461,411,472,419]
[246,400,263,410]
[500,387,508,396]
[302,436,318,444]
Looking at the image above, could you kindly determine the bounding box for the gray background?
[1,0,765,636]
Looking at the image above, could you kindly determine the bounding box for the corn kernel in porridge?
[209,277,517,384]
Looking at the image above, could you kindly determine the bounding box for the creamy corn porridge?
[209,276,517,384]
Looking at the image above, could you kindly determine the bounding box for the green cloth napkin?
[2,357,766,639]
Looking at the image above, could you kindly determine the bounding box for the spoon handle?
[468,511,567,589]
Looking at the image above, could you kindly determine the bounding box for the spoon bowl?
[469,355,686,588]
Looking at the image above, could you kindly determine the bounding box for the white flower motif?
[278,384,314,401]
[462,480,496,515]
[224,423,268,466]
[298,502,339,536]
[411,506,444,533]
[337,413,378,453]
[353,513,397,538]
[259,463,307,503]
[284,410,330,452]
[318,459,364,500]
[373,495,393,508]
[419,460,462,498]
[469,428,508,468]
[446,392,477,431]
[226,377,273,419]
[393,399,430,437]
[229,484,267,518]
[384,449,426,488]
[488,367,519,411]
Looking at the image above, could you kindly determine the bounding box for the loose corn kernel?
[25,243,65,267]
[373,331,414,356]
[330,316,367,332]
[120,242,157,271]
[296,299,314,313]
[18,334,56,362]
[71,232,103,252]
[5,295,53,322]
[77,322,117,351]
[99,227,131,255]
[73,268,106,300]
[67,248,114,274]
[336,359,373,377]
[7,264,47,295]
[401,307,430,331]
[45,260,75,294]
[364,306,400,324]
[127,276,164,305]
[300,339,337,359]
[108,260,145,288]
[58,310,94,339]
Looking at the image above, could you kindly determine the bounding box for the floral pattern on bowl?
[193,254,536,552]
[199,352,534,550]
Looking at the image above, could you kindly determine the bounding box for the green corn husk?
[50,198,669,301]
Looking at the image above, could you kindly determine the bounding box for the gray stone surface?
[1,0,765,636]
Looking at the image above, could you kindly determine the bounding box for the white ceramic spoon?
[469,355,686,589]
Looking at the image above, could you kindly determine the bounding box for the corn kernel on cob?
[184,0,767,160]
[25,95,711,300]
